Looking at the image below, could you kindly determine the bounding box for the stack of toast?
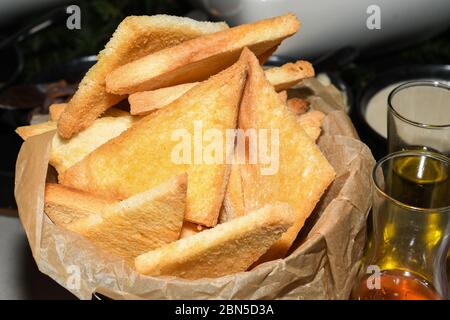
[16,13,335,280]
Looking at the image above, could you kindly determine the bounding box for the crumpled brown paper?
[14,78,375,300]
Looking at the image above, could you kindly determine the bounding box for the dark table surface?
[0,131,21,209]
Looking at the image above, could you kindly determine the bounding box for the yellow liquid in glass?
[374,154,449,282]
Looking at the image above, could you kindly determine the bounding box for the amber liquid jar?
[353,151,450,300]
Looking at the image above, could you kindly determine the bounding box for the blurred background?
[0,0,449,299]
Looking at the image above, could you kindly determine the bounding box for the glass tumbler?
[387,80,450,156]
[353,151,450,300]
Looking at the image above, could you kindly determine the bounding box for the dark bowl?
[0,56,97,209]
[31,55,96,84]
[0,41,23,92]
[0,55,97,130]
[355,64,450,160]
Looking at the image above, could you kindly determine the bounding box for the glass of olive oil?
[387,80,450,156]
[353,151,450,300]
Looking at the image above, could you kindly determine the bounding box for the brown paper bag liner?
[14,78,375,299]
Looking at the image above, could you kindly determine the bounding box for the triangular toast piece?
[135,202,295,279]
[44,183,118,226]
[57,15,228,138]
[59,53,248,227]
[50,103,129,121]
[265,60,315,91]
[50,115,137,174]
[49,103,67,121]
[297,110,325,142]
[16,109,132,143]
[219,111,324,223]
[106,14,299,94]
[16,121,57,140]
[129,82,199,115]
[66,174,187,264]
[237,49,335,261]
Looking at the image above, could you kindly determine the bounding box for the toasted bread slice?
[44,183,118,226]
[106,14,299,95]
[256,45,280,65]
[66,174,187,264]
[16,110,132,142]
[130,83,287,117]
[220,111,323,223]
[265,60,315,91]
[220,82,317,224]
[180,221,205,239]
[59,53,248,227]
[237,49,335,261]
[49,103,67,121]
[297,110,325,126]
[220,103,321,223]
[297,110,325,142]
[16,121,57,140]
[129,82,199,115]
[277,90,288,104]
[102,108,130,117]
[287,97,310,115]
[57,15,228,139]
[50,103,129,121]
[218,164,245,223]
[50,116,136,174]
[135,202,295,279]
[129,61,311,116]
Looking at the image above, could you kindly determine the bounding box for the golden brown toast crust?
[265,60,315,91]
[50,103,131,122]
[135,202,295,279]
[57,15,228,139]
[129,82,199,115]
[59,53,249,227]
[15,109,133,143]
[287,97,310,115]
[49,103,67,121]
[106,14,299,95]
[297,110,325,142]
[15,121,57,140]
